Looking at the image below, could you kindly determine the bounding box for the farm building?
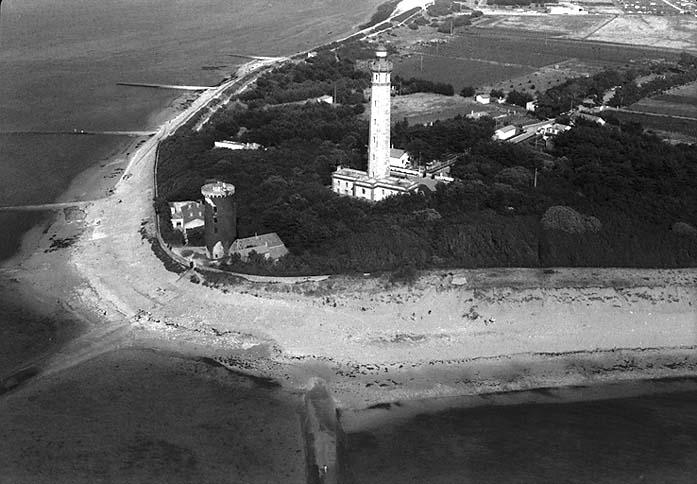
[467,110,489,120]
[548,3,588,14]
[475,94,491,104]
[493,125,518,141]
[389,148,410,168]
[214,140,263,150]
[169,201,204,243]
[230,233,289,262]
[316,94,334,104]
[573,112,606,126]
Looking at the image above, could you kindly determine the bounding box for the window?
[214,227,218,234]
[213,206,218,214]
[213,216,218,224]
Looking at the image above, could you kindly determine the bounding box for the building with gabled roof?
[169,201,204,243]
[230,233,289,262]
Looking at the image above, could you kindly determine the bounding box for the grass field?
[388,26,677,93]
[590,16,697,52]
[478,15,612,38]
[610,110,697,140]
[382,92,537,126]
[474,14,697,52]
[628,82,697,119]
[393,54,533,91]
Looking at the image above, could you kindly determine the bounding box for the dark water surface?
[340,385,697,483]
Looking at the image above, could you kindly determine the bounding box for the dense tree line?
[535,69,630,117]
[359,0,400,29]
[608,65,697,107]
[506,89,534,107]
[239,51,370,105]
[156,52,697,275]
[426,0,463,16]
[394,75,455,96]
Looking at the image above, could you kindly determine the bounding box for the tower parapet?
[201,181,237,259]
[368,45,393,180]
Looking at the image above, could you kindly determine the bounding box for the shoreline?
[2,13,697,419]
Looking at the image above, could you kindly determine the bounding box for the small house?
[230,233,289,262]
[214,140,262,150]
[389,148,410,168]
[169,201,205,242]
[493,125,518,141]
[475,94,491,104]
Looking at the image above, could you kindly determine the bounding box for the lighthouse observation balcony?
[370,58,393,73]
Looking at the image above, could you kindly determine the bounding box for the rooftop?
[231,233,289,261]
[333,167,419,191]
[390,148,407,158]
[201,181,235,197]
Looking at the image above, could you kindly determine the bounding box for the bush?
[360,0,400,29]
[541,206,601,234]
[496,166,533,187]
[460,86,476,97]
[506,89,534,107]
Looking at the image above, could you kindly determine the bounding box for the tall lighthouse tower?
[367,45,392,180]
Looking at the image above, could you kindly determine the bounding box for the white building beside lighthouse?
[331,45,420,202]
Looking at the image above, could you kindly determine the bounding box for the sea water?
[340,381,697,483]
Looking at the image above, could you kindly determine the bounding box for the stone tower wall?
[367,51,392,180]
[201,182,237,259]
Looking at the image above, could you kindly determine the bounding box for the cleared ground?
[589,16,697,51]
[477,14,613,38]
[384,92,536,126]
[628,81,697,118]
[474,14,697,52]
[387,25,678,93]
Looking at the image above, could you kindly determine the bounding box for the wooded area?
[156,48,697,275]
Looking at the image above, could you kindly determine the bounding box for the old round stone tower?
[367,44,393,180]
[201,181,236,259]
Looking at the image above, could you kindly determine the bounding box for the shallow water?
[340,383,697,484]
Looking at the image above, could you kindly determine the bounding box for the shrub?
[460,86,476,97]
[541,206,601,234]
[496,166,533,187]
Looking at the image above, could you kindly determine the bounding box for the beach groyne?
[302,381,338,484]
